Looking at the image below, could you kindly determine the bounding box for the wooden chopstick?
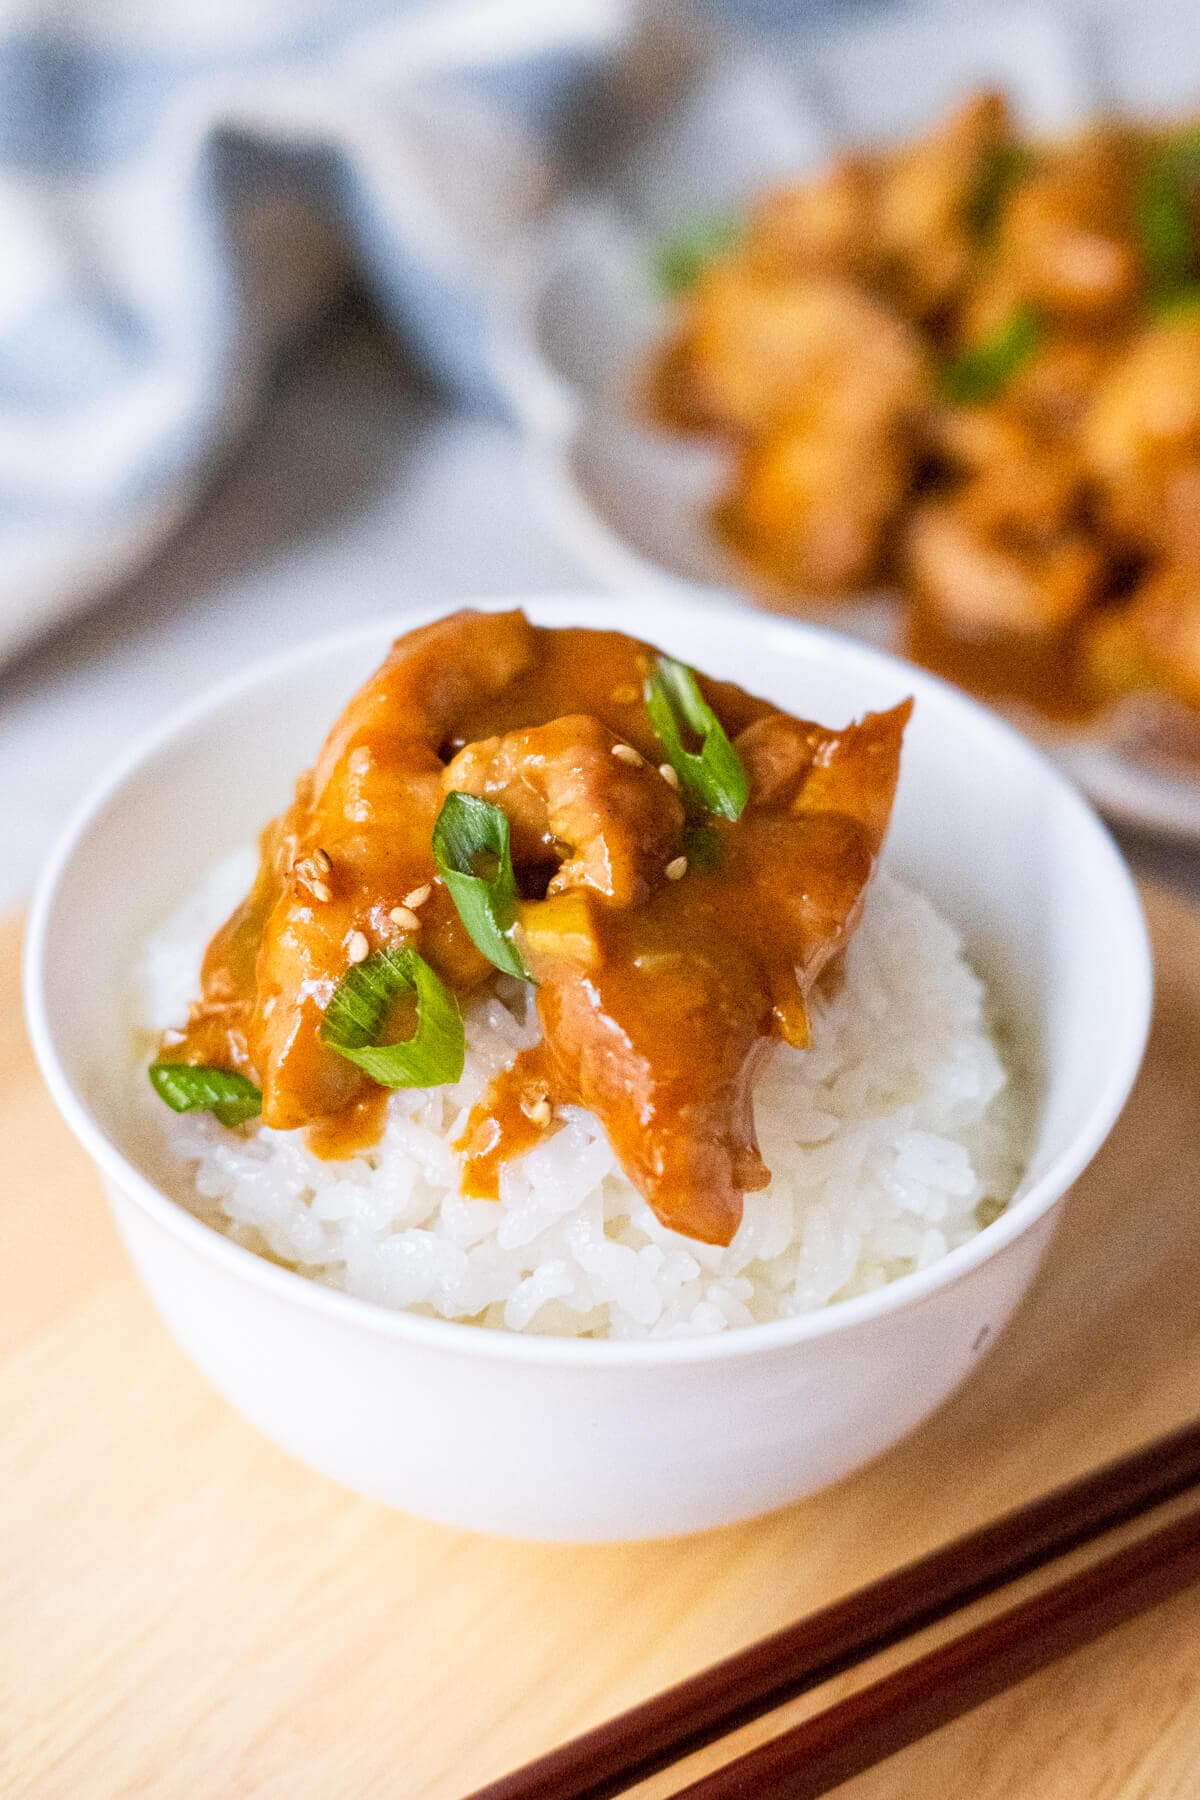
[671,1494,1200,1799]
[468,1420,1200,1800]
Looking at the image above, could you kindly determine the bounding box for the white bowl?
[25,591,1152,1541]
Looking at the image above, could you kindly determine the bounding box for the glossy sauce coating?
[163,611,909,1245]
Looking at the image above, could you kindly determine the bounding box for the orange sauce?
[306,1086,390,1161]
[456,1044,558,1199]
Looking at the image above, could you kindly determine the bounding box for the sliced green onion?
[148,1062,262,1128]
[940,307,1043,406]
[1140,168,1193,300]
[654,213,742,296]
[644,657,749,821]
[1139,132,1200,304]
[432,791,531,982]
[320,944,464,1088]
[966,143,1030,243]
[1156,284,1200,319]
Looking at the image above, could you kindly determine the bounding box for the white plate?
[489,0,1200,839]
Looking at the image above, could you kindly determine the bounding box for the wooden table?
[5,890,1200,1800]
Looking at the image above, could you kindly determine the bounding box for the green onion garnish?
[654,214,742,296]
[940,307,1043,406]
[432,792,531,982]
[1139,132,1200,305]
[1140,170,1193,300]
[644,657,749,821]
[320,944,464,1088]
[148,1062,263,1127]
[966,143,1030,243]
[1156,284,1200,319]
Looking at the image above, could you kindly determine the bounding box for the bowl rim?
[24,588,1154,1368]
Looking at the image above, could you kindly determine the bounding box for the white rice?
[137,852,1028,1340]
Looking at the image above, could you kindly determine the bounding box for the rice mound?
[139,853,1027,1340]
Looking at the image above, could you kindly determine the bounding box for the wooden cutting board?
[5,887,1200,1800]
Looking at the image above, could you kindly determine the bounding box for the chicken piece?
[1006,333,1119,436]
[734,712,826,809]
[523,704,911,1244]
[930,299,1117,463]
[956,439,1090,546]
[745,155,878,284]
[176,610,539,1130]
[989,128,1141,325]
[703,281,927,591]
[737,703,914,851]
[533,919,774,1245]
[719,415,914,594]
[656,270,926,440]
[309,608,535,796]
[906,464,1101,646]
[875,90,1013,319]
[655,264,800,434]
[1082,314,1200,550]
[926,402,1040,476]
[443,715,685,907]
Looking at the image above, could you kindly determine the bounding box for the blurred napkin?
[0,0,630,663]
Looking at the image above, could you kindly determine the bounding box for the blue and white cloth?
[0,0,629,661]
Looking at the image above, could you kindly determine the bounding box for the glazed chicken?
[874,89,1015,321]
[660,276,927,591]
[1082,313,1200,551]
[650,89,1200,734]
[160,611,909,1246]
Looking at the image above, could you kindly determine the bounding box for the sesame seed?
[389,906,420,933]
[402,883,432,909]
[347,930,370,964]
[293,851,333,903]
[610,683,638,705]
[523,1094,552,1127]
[611,742,642,766]
[665,855,688,882]
[348,746,371,775]
[659,762,680,790]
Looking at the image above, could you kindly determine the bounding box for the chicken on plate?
[652,92,1200,727]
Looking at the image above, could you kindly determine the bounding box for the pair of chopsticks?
[468,1419,1200,1800]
